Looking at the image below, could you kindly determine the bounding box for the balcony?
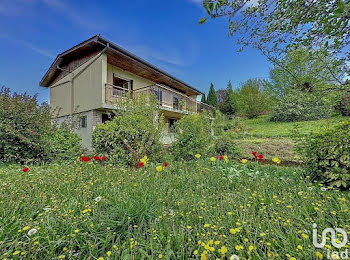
[105,83,215,116]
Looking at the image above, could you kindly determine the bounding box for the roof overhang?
[40,35,203,96]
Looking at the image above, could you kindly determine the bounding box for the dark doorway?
[102,113,114,124]
[168,118,177,132]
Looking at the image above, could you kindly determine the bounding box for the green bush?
[170,113,212,160]
[271,91,333,122]
[42,128,81,163]
[299,121,350,188]
[92,97,163,167]
[214,133,240,158]
[0,87,81,163]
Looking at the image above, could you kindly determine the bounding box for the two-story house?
[40,35,215,149]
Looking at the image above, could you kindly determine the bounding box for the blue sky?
[0,0,271,103]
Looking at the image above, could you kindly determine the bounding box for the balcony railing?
[105,83,215,116]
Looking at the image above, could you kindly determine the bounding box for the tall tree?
[219,80,236,115]
[234,79,270,118]
[207,83,218,108]
[200,0,349,88]
[200,94,206,104]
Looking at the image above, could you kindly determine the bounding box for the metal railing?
[105,83,215,116]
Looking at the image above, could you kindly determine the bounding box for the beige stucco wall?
[50,53,107,117]
[107,64,154,90]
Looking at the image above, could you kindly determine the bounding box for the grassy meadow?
[236,115,348,161]
[1,159,349,259]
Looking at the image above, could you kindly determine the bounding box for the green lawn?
[1,160,349,259]
[242,115,347,137]
[236,116,349,161]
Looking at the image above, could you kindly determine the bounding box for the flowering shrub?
[298,120,350,188]
[170,113,212,160]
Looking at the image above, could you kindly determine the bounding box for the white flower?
[230,255,240,260]
[320,187,327,191]
[94,196,102,202]
[28,228,38,236]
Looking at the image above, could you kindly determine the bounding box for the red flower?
[22,167,29,172]
[164,162,168,167]
[217,155,223,160]
[252,152,257,158]
[258,154,263,159]
[93,156,100,161]
[139,162,145,168]
[259,158,264,163]
[80,156,90,162]
[101,156,106,161]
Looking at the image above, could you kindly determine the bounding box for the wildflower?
[315,251,323,259]
[219,246,228,255]
[22,226,30,231]
[241,159,248,164]
[101,156,106,161]
[22,167,29,172]
[27,228,38,236]
[13,251,20,256]
[80,156,90,162]
[302,233,309,239]
[210,157,216,162]
[258,154,263,159]
[139,162,145,168]
[74,229,80,233]
[95,196,102,202]
[252,151,257,158]
[235,245,244,251]
[158,254,163,258]
[58,255,65,259]
[272,157,281,164]
[230,255,240,260]
[201,253,207,260]
[248,245,254,253]
[140,156,148,165]
[156,166,163,172]
[195,154,201,159]
[93,156,100,161]
[217,155,223,160]
[106,251,112,256]
[98,258,104,260]
[164,162,168,167]
[194,250,198,255]
[224,155,229,163]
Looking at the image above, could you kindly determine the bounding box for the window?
[79,116,87,128]
[112,74,131,97]
[168,118,177,132]
[102,113,114,124]
[173,96,179,110]
[151,88,163,104]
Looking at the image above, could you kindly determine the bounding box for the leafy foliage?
[219,80,236,115]
[92,96,164,167]
[270,90,334,122]
[170,113,212,160]
[207,83,218,108]
[201,0,349,83]
[0,87,81,163]
[214,133,240,158]
[298,121,350,188]
[233,79,270,118]
[42,128,81,163]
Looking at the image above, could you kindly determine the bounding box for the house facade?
[40,35,215,149]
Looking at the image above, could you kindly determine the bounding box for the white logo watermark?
[313,223,349,259]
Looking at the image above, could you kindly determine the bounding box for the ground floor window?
[168,118,177,132]
[79,116,87,128]
[102,113,114,124]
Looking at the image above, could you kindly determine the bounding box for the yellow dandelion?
[235,245,244,251]
[22,226,30,231]
[210,157,216,162]
[219,246,228,255]
[315,251,323,259]
[13,251,20,256]
[106,251,112,256]
[195,154,201,159]
[156,166,162,172]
